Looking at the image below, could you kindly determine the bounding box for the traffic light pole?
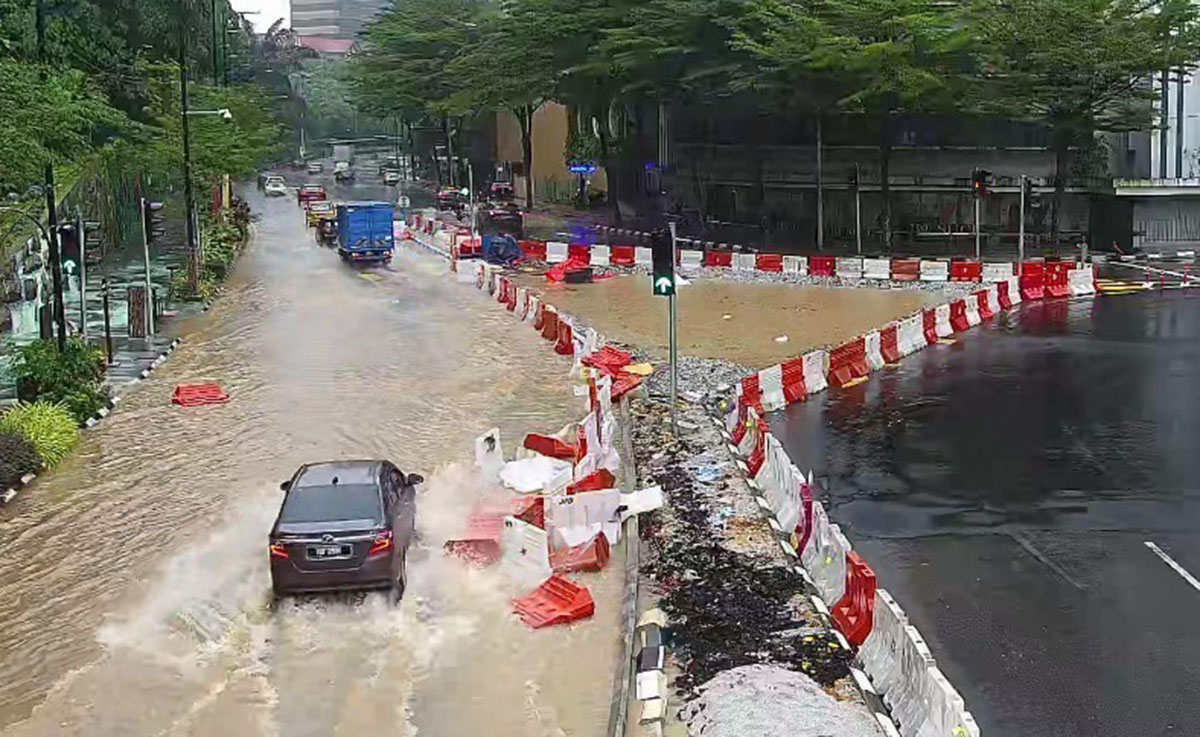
[854,163,862,255]
[667,222,679,435]
[140,198,155,336]
[1018,174,1027,263]
[974,195,981,259]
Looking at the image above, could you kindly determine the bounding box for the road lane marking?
[1011,532,1087,590]
[1145,541,1200,593]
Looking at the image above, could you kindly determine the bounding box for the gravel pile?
[631,398,858,704]
[679,665,884,737]
[640,356,750,398]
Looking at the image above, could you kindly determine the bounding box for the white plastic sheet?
[549,489,622,549]
[499,455,572,494]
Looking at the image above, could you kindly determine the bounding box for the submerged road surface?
[771,293,1200,736]
[0,180,621,736]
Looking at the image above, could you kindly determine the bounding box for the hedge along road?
[0,181,623,737]
[769,292,1200,736]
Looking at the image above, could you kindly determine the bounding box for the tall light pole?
[35,0,66,350]
[179,1,200,294]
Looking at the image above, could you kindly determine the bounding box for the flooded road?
[771,292,1200,736]
[0,181,620,737]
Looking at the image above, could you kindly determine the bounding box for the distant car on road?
[264,176,289,197]
[383,169,402,185]
[297,184,327,207]
[269,460,421,601]
[307,161,324,175]
[334,161,355,182]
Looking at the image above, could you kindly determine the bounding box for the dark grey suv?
[269,460,422,601]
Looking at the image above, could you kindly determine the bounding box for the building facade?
[290,0,386,39]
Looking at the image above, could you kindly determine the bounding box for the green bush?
[0,430,42,486]
[0,401,80,469]
[171,267,219,302]
[11,337,110,422]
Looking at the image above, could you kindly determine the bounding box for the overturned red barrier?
[545,256,590,283]
[704,250,732,268]
[997,280,1013,309]
[554,320,574,355]
[923,308,938,344]
[809,255,836,277]
[1020,260,1044,300]
[610,245,635,266]
[172,383,229,407]
[513,575,595,628]
[512,496,545,529]
[581,345,632,375]
[949,300,969,332]
[520,240,547,261]
[444,512,504,566]
[880,324,901,363]
[740,373,763,414]
[831,551,878,647]
[756,253,783,272]
[550,533,610,574]
[975,290,994,320]
[891,258,920,281]
[827,338,868,387]
[781,357,807,404]
[950,258,982,282]
[523,432,577,460]
[567,468,616,495]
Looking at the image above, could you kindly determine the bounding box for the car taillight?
[368,530,393,557]
[269,541,289,560]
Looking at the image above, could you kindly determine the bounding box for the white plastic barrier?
[802,350,828,395]
[985,284,1000,315]
[982,262,1013,283]
[897,314,926,356]
[724,394,742,434]
[1007,275,1023,305]
[807,508,848,605]
[634,246,653,266]
[736,410,762,457]
[800,501,829,571]
[589,244,611,267]
[885,627,937,737]
[548,489,622,550]
[500,516,552,591]
[1069,264,1096,296]
[754,435,796,530]
[864,331,886,371]
[862,258,891,280]
[924,667,981,737]
[434,230,454,251]
[964,295,981,327]
[836,257,864,280]
[934,304,953,338]
[783,255,808,275]
[733,252,757,271]
[546,241,569,263]
[758,364,786,412]
[680,249,704,271]
[859,589,909,697]
[920,260,949,282]
[515,287,530,319]
[524,295,540,324]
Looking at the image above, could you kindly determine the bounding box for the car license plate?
[310,544,347,559]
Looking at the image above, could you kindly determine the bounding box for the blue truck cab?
[336,202,395,262]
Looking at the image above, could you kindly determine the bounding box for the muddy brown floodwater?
[0,186,621,737]
[518,274,937,367]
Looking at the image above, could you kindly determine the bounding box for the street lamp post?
[35,0,66,350]
[178,2,200,294]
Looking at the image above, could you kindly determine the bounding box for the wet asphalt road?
[770,291,1200,736]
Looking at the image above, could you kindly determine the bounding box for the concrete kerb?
[405,225,649,737]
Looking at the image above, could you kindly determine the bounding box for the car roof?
[295,460,382,488]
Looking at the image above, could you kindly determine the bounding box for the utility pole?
[210,0,220,84]
[76,208,86,337]
[179,2,200,294]
[853,163,862,255]
[35,0,67,350]
[815,115,824,251]
[1161,71,1170,178]
[667,222,679,435]
[1019,174,1027,263]
[1176,69,1185,177]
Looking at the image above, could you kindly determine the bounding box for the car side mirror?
[406,473,424,487]
[280,480,291,492]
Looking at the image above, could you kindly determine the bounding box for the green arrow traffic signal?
[650,229,675,297]
[654,275,673,294]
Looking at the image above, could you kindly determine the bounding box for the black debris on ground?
[630,398,853,699]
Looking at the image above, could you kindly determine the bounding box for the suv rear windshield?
[280,484,382,524]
